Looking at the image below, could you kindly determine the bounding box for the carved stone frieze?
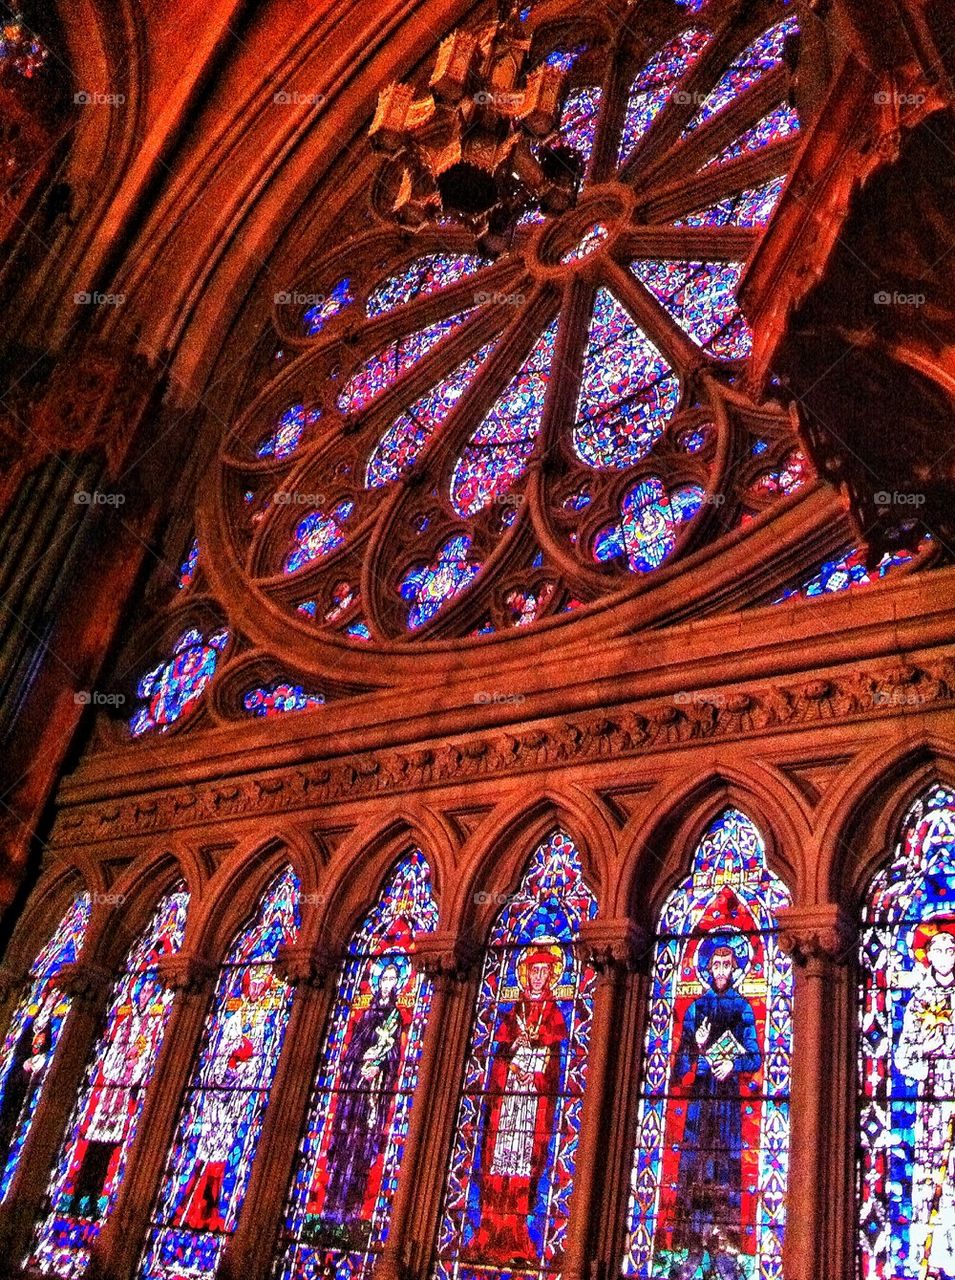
[155,953,217,994]
[777,903,857,966]
[51,961,112,1003]
[49,653,955,849]
[273,943,338,987]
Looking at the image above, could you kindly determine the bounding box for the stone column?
[562,920,646,1280]
[219,944,338,1280]
[88,953,217,1280]
[777,903,857,1280]
[0,960,110,1266]
[373,933,478,1280]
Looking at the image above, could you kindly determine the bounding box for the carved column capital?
[155,953,217,994]
[274,942,339,987]
[51,960,111,1004]
[580,918,649,980]
[410,931,480,984]
[777,903,856,967]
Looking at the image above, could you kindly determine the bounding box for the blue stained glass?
[0,896,91,1203]
[137,867,301,1280]
[257,406,321,460]
[574,289,680,469]
[772,545,917,603]
[675,177,786,228]
[594,478,703,572]
[618,29,711,164]
[400,535,482,630]
[623,810,793,1280]
[702,102,800,170]
[560,224,608,264]
[544,45,588,71]
[631,259,751,359]
[242,684,326,716]
[345,620,372,641]
[177,539,199,590]
[337,312,475,418]
[681,17,799,135]
[284,501,355,574]
[858,786,955,1280]
[434,831,598,1280]
[302,279,353,336]
[275,851,438,1280]
[366,255,490,319]
[130,628,230,738]
[367,342,496,488]
[29,890,189,1278]
[450,322,558,517]
[557,85,602,170]
[0,12,47,77]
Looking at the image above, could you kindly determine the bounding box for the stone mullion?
[373,934,477,1280]
[219,946,338,1280]
[0,961,111,1269]
[778,904,856,1280]
[401,959,481,1280]
[563,921,645,1280]
[87,954,218,1280]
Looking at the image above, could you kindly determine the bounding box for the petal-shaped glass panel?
[557,85,603,169]
[681,16,798,134]
[302,278,354,336]
[674,176,785,227]
[630,259,751,358]
[701,101,800,170]
[283,501,355,574]
[400,534,482,630]
[366,254,490,318]
[336,311,476,417]
[573,289,680,469]
[594,477,703,572]
[450,321,558,517]
[256,405,321,460]
[366,340,497,488]
[618,28,711,164]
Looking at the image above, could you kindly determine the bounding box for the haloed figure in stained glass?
[319,954,409,1225]
[468,943,568,1262]
[671,933,761,1280]
[897,921,955,1276]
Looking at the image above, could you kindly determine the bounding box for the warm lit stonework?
[0,1,953,1279]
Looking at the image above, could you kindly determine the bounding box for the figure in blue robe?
[671,934,761,1280]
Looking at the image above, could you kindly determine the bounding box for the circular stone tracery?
[214,0,812,652]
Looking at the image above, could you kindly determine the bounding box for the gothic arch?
[0,866,91,983]
[617,767,805,924]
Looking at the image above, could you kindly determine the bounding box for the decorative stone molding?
[155,953,217,994]
[777,903,857,966]
[51,961,111,1003]
[49,654,955,849]
[580,918,649,977]
[274,942,338,987]
[410,932,481,983]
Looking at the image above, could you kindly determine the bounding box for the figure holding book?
[670,932,761,1280]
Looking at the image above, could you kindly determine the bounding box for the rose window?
[215,0,812,651]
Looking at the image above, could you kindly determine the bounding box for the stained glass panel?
[400,535,482,630]
[0,895,91,1203]
[177,539,199,591]
[367,256,490,319]
[630,260,751,359]
[284,501,356,574]
[772,545,917,602]
[618,29,711,164]
[624,810,793,1280]
[434,831,598,1280]
[337,312,475,418]
[303,279,353,336]
[594,478,703,572]
[574,289,680,469]
[450,322,558,517]
[276,851,439,1280]
[242,684,326,716]
[257,406,322,461]
[556,86,602,172]
[129,629,230,738]
[858,785,955,1280]
[681,18,799,135]
[674,177,785,228]
[29,889,190,1278]
[702,103,800,170]
[137,867,300,1280]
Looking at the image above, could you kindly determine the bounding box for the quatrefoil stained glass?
[221,0,807,644]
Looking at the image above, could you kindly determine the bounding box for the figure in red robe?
[467,942,568,1264]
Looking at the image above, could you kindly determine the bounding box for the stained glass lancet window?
[137,866,300,1280]
[276,850,439,1280]
[29,886,190,1277]
[434,830,597,1280]
[623,810,793,1280]
[858,784,955,1280]
[0,894,91,1202]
